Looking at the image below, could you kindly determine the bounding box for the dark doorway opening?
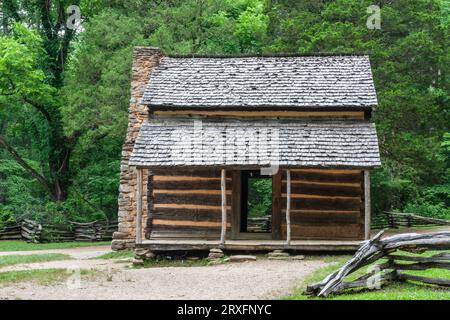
[241,171,272,233]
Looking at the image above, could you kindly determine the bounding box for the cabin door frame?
[230,170,281,240]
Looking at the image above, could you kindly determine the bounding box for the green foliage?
[248,178,272,217]
[0,160,47,221]
[147,0,269,54]
[96,250,133,260]
[403,184,450,219]
[0,240,111,252]
[371,166,419,215]
[1,0,448,223]
[0,268,96,286]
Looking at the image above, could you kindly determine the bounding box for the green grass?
[0,240,111,252]
[138,257,220,268]
[286,251,450,300]
[96,250,134,260]
[97,250,218,267]
[0,253,71,267]
[0,268,96,287]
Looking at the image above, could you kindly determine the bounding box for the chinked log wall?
[279,169,364,240]
[146,168,364,241]
[147,169,232,239]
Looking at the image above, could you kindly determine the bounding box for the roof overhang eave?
[131,163,381,171]
[144,103,376,112]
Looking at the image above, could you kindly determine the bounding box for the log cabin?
[112,47,381,252]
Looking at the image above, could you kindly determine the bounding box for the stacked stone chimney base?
[112,47,163,250]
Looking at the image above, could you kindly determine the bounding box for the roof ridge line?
[165,52,371,59]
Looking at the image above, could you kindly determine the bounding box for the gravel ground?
[0,259,328,300]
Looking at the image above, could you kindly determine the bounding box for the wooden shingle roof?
[142,55,377,109]
[129,121,381,168]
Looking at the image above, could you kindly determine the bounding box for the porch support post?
[364,170,371,240]
[220,169,227,245]
[136,168,143,244]
[286,169,292,246]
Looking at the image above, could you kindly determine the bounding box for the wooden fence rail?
[306,231,450,297]
[0,221,22,240]
[372,211,450,230]
[0,219,117,243]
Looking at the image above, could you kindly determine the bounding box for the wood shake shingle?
[142,55,377,109]
[129,121,381,168]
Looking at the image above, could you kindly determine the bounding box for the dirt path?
[0,244,333,299]
[2,227,449,300]
[0,259,328,300]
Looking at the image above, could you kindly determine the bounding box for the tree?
[266,0,449,214]
[0,1,92,203]
[0,24,75,201]
[0,0,448,222]
[3,0,81,87]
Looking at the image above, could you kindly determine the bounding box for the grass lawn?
[96,250,134,260]
[0,253,71,268]
[0,240,111,252]
[98,250,226,267]
[0,268,96,287]
[286,251,450,300]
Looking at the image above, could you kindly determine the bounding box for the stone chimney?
[112,47,163,250]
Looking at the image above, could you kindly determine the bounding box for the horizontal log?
[0,225,21,230]
[152,208,231,222]
[283,209,360,214]
[285,171,362,183]
[149,231,225,240]
[384,211,450,226]
[281,212,361,225]
[153,218,231,228]
[151,224,231,233]
[387,252,450,262]
[387,261,450,271]
[0,235,22,240]
[288,169,362,174]
[154,193,231,206]
[281,223,363,239]
[282,197,362,211]
[152,169,230,178]
[282,194,361,200]
[281,182,361,197]
[397,272,450,287]
[69,221,96,226]
[154,203,232,210]
[153,179,232,190]
[0,229,22,236]
[286,181,362,188]
[154,189,232,195]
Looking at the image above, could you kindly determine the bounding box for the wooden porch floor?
[139,239,362,252]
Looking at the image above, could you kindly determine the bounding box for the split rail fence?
[306,231,450,297]
[0,219,117,243]
[372,211,450,230]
